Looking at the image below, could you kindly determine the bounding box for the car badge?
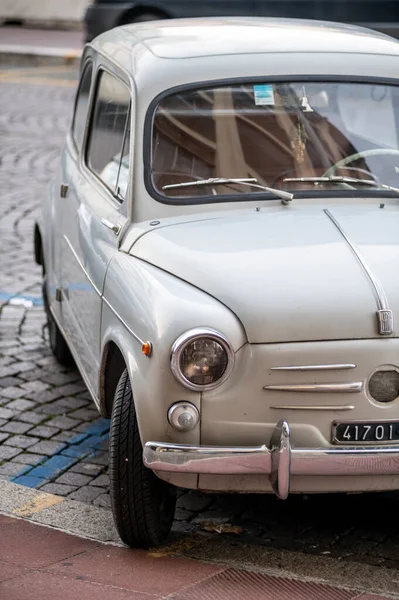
[377,310,394,335]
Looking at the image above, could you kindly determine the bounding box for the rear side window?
[86,70,131,200]
[72,63,93,150]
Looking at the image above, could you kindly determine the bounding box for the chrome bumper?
[143,420,399,499]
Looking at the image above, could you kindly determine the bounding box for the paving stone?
[0,420,33,434]
[89,474,109,487]
[48,415,82,430]
[11,453,46,466]
[0,445,23,460]
[20,381,50,393]
[0,407,18,420]
[41,371,80,386]
[28,454,76,479]
[85,451,108,465]
[0,361,36,377]
[24,389,63,403]
[52,382,87,396]
[17,411,47,425]
[28,425,60,439]
[3,435,39,449]
[28,440,67,456]
[35,402,68,415]
[0,461,26,475]
[52,431,80,442]
[53,396,89,411]
[4,398,37,411]
[69,462,105,476]
[17,369,47,382]
[0,431,11,443]
[67,407,99,421]
[0,374,21,388]
[93,493,111,509]
[0,387,26,400]
[40,482,78,496]
[56,472,93,486]
[68,485,104,502]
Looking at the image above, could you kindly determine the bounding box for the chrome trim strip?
[143,418,399,486]
[324,209,394,335]
[270,404,355,411]
[63,235,101,297]
[270,364,356,371]
[263,382,363,393]
[102,296,145,346]
[170,327,235,391]
[63,235,146,348]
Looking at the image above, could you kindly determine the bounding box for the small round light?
[369,369,399,403]
[168,402,199,431]
[170,328,234,391]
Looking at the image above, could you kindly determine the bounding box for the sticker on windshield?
[253,84,275,106]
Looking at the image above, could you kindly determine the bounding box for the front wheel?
[109,370,176,548]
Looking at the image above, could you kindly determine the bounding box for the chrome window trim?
[170,327,235,391]
[270,364,356,371]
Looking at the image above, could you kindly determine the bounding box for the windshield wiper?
[162,177,294,204]
[283,175,399,195]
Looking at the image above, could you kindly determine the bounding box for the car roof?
[90,16,399,65]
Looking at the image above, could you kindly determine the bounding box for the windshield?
[150,81,399,202]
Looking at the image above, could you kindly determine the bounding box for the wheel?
[124,12,164,24]
[109,369,176,548]
[42,276,74,367]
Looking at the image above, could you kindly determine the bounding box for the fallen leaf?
[200,522,245,535]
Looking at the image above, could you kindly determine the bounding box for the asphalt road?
[1,64,399,576]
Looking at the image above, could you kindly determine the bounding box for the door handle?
[60,183,69,198]
[101,218,121,235]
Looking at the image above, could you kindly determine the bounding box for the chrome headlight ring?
[170,327,235,391]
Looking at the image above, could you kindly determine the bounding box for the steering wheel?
[324,148,399,178]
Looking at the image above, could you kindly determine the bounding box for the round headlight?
[170,328,234,391]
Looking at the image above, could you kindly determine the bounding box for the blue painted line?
[0,292,43,306]
[28,454,76,479]
[60,446,91,458]
[13,475,47,488]
[10,418,110,487]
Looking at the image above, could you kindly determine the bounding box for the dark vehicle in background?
[84,0,399,42]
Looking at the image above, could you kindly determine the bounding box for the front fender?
[101,253,247,446]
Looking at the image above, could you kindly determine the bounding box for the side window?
[86,70,131,200]
[72,63,93,150]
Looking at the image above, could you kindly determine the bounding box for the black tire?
[109,369,176,548]
[126,12,164,23]
[42,277,74,367]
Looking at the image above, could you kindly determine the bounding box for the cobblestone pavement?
[2,64,399,570]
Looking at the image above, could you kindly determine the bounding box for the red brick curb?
[0,515,391,600]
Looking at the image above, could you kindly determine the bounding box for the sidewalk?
[0,26,83,65]
[0,513,387,600]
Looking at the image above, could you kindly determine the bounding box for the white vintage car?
[35,17,399,547]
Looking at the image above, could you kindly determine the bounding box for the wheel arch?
[34,223,43,267]
[99,340,128,418]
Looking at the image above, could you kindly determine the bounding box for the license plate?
[332,420,399,444]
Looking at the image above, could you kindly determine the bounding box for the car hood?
[130,204,399,343]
